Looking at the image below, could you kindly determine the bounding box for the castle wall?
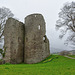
[4,18,24,64]
[24,14,50,64]
[3,14,50,64]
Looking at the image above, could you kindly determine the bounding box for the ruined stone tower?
[24,14,50,64]
[4,18,24,64]
[4,14,50,64]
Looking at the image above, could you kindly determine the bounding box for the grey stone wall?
[4,18,24,64]
[3,14,50,64]
[24,14,50,64]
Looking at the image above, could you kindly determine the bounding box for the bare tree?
[56,2,75,47]
[0,7,14,38]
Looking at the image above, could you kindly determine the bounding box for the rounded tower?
[24,14,50,64]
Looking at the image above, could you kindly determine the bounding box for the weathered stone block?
[4,18,24,64]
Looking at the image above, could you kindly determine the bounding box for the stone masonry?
[24,14,50,64]
[4,14,50,64]
[4,18,24,64]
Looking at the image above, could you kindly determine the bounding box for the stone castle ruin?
[4,14,50,64]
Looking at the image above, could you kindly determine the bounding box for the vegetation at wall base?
[0,59,3,64]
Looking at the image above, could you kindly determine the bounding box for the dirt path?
[65,56,75,59]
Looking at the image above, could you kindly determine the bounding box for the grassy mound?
[0,55,75,75]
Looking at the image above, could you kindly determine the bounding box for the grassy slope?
[0,55,75,75]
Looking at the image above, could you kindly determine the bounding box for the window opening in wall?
[0,36,4,50]
[38,25,40,30]
[34,15,36,17]
[43,37,45,41]
[43,35,46,42]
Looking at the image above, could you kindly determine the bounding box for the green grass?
[0,55,75,75]
[68,55,75,58]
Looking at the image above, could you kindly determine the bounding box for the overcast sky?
[0,0,74,51]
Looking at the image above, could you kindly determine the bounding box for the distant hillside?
[58,50,75,55]
[69,50,75,55]
[50,47,64,54]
